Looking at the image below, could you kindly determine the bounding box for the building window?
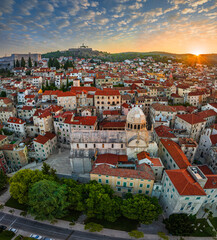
[98,179,102,183]
[139,184,143,188]
[145,191,149,194]
[138,190,142,194]
[102,144,104,148]
[117,181,120,185]
[196,197,200,200]
[106,179,109,184]
[118,188,121,192]
[130,182,133,187]
[147,184,150,188]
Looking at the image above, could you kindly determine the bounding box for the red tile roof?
[95,153,127,165]
[91,163,155,180]
[103,110,120,115]
[22,106,33,110]
[198,165,214,175]
[57,91,76,97]
[176,113,205,124]
[8,117,25,125]
[34,132,56,145]
[160,139,191,169]
[154,125,176,138]
[0,135,7,141]
[65,116,97,126]
[166,169,206,196]
[204,175,217,189]
[151,103,175,112]
[210,134,217,145]
[95,90,120,96]
[196,110,217,119]
[100,121,126,128]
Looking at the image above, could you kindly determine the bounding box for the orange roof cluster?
[34,132,56,145]
[166,169,206,196]
[160,139,191,169]
[137,151,163,167]
[57,91,76,97]
[0,97,12,104]
[91,163,155,180]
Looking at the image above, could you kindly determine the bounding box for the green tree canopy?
[83,181,121,222]
[28,57,32,68]
[0,91,6,97]
[28,179,69,220]
[0,170,7,191]
[21,57,25,67]
[121,194,162,224]
[163,213,196,236]
[9,169,45,204]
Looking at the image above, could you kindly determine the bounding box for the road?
[0,212,131,240]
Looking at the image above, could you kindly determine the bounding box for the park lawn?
[0,230,15,240]
[58,210,81,222]
[85,216,139,232]
[5,197,28,211]
[191,219,215,237]
[210,217,217,230]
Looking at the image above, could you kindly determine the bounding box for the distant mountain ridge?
[42,50,217,65]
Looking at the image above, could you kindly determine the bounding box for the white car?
[9,228,18,233]
[30,234,43,240]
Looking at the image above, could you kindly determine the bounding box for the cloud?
[95,17,109,25]
[0,0,14,15]
[182,8,196,14]
[191,0,210,8]
[57,20,70,29]
[129,2,143,10]
[91,1,99,7]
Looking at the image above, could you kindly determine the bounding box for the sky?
[0,0,217,56]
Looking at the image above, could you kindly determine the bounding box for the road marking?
[0,214,5,222]
[14,221,69,236]
[10,218,17,227]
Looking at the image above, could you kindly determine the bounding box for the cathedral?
[69,106,158,173]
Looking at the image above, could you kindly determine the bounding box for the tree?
[28,180,69,220]
[48,58,53,68]
[84,182,121,222]
[163,213,196,236]
[53,58,60,69]
[9,169,45,204]
[121,194,162,224]
[41,162,58,181]
[63,179,85,212]
[21,57,25,67]
[28,57,32,68]
[0,91,6,97]
[34,61,37,67]
[15,60,20,68]
[13,60,15,68]
[0,170,7,191]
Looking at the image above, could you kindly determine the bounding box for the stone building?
[69,106,158,173]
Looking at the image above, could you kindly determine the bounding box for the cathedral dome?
[127,106,146,124]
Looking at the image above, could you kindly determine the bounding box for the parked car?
[43,238,53,240]
[9,228,18,233]
[0,225,7,230]
[30,234,43,240]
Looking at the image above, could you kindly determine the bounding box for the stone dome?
[127,106,146,124]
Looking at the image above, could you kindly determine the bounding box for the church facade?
[69,106,158,173]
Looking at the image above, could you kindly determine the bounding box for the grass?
[191,219,216,237]
[85,216,139,232]
[0,230,15,240]
[5,197,28,211]
[57,210,81,222]
[210,217,217,230]
[14,235,32,240]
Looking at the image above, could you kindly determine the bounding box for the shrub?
[128,230,144,239]
[0,204,4,210]
[20,211,27,217]
[158,232,169,240]
[84,222,103,232]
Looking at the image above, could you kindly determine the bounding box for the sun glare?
[192,51,201,56]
